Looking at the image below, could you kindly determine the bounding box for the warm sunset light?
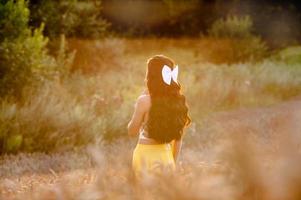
[1,0,301,199]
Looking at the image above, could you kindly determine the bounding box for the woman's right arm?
[127,96,147,137]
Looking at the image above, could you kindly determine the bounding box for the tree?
[0,0,56,99]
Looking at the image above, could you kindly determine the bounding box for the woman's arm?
[172,139,182,163]
[127,96,147,137]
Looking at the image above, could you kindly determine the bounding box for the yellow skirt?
[132,143,176,174]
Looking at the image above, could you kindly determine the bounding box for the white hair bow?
[161,65,178,85]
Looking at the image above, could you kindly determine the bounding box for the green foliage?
[5,134,23,152]
[206,15,268,64]
[273,46,301,65]
[0,0,66,99]
[208,15,253,39]
[53,34,76,77]
[30,0,109,39]
[0,25,57,98]
[0,0,30,41]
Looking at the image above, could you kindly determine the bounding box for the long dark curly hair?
[145,55,191,143]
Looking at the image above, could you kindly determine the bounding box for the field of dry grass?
[1,97,301,199]
[1,38,301,199]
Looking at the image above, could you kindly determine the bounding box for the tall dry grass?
[1,38,301,199]
[68,38,125,74]
[1,99,300,200]
[1,39,301,153]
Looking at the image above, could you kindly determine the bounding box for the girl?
[128,55,191,174]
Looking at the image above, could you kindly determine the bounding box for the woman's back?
[134,94,166,144]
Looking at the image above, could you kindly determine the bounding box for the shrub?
[273,46,301,65]
[206,15,268,64]
[0,26,59,98]
[51,34,76,77]
[30,0,110,39]
[0,0,29,41]
[208,15,253,39]
[0,0,58,99]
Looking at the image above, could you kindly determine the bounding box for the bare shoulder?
[136,94,151,109]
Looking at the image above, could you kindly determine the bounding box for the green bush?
[30,0,109,39]
[206,15,268,64]
[0,26,58,98]
[208,15,253,39]
[0,0,29,41]
[273,46,301,65]
[0,0,58,99]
